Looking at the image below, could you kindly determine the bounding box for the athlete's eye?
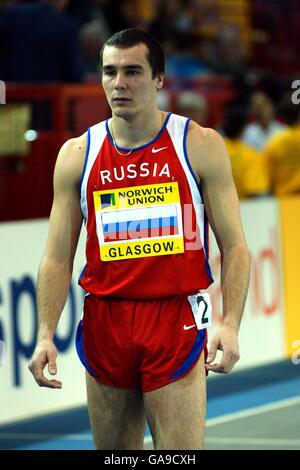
[127,70,140,76]
[103,68,117,76]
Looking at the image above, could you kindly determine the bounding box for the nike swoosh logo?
[183,324,196,330]
[152,146,168,153]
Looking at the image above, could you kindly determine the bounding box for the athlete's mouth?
[113,97,131,102]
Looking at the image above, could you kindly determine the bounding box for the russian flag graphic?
[101,205,179,242]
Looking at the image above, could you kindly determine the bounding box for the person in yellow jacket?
[222,105,270,199]
[263,98,300,196]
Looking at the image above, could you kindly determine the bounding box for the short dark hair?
[100,29,165,78]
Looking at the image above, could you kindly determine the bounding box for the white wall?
[207,197,285,369]
[0,220,87,424]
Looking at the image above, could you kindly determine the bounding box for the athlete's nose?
[114,73,127,90]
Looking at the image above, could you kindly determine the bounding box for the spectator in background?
[71,0,131,79]
[157,89,170,112]
[80,20,109,76]
[223,104,269,199]
[176,91,208,127]
[92,0,130,36]
[263,95,300,196]
[242,91,286,151]
[164,31,212,80]
[206,25,247,77]
[0,0,83,82]
[149,0,213,81]
[149,0,193,45]
[68,0,131,37]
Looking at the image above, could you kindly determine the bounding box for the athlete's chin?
[112,108,134,120]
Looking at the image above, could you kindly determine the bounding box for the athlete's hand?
[205,326,240,374]
[28,339,62,389]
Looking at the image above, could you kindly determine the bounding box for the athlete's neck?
[110,109,166,149]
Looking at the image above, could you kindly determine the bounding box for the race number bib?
[188,292,212,330]
[93,182,184,261]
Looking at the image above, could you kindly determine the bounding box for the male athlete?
[29,29,250,450]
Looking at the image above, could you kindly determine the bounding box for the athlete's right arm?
[28,134,87,389]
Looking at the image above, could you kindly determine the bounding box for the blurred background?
[0,0,299,450]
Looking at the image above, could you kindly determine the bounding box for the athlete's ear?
[155,73,164,90]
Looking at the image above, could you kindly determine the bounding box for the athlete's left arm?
[187,122,250,374]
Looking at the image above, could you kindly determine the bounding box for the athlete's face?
[101,44,163,119]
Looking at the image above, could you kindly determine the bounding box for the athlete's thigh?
[86,372,147,450]
[143,353,206,450]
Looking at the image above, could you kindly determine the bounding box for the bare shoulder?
[186,120,230,181]
[54,132,88,184]
[187,120,226,150]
